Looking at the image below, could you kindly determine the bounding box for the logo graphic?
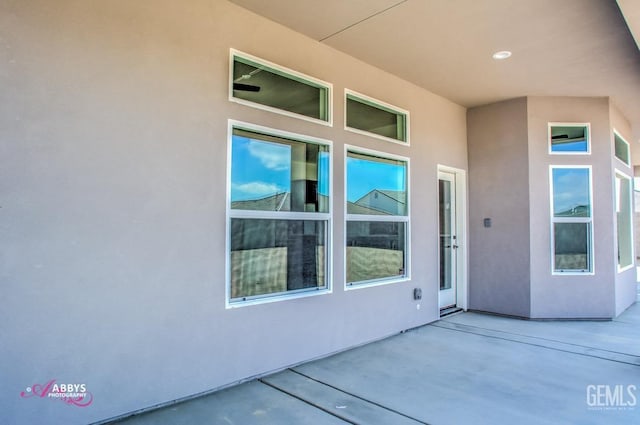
[20,379,93,407]
[587,384,636,411]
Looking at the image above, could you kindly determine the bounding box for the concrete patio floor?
[109,288,640,425]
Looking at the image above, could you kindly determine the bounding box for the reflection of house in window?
[345,187,407,283]
[555,205,589,217]
[229,126,330,302]
[348,189,407,215]
[231,192,290,211]
[231,193,329,212]
[345,149,409,285]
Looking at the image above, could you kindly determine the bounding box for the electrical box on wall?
[413,288,422,300]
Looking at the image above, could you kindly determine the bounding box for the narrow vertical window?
[551,167,593,273]
[615,172,633,271]
[346,148,409,286]
[614,131,630,166]
[228,124,331,304]
[549,123,590,154]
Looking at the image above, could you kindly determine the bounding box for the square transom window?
[549,124,590,154]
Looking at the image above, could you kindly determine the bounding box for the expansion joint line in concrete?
[260,369,431,425]
[258,377,358,425]
[289,369,431,425]
[430,322,640,367]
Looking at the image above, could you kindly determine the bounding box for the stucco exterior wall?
[527,97,616,318]
[467,98,531,317]
[609,103,637,316]
[0,1,467,423]
[467,97,636,320]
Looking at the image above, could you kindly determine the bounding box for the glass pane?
[554,223,590,271]
[616,176,633,268]
[233,55,329,121]
[230,219,326,299]
[346,152,407,216]
[346,94,407,142]
[552,168,590,217]
[231,129,329,213]
[550,125,588,152]
[439,179,452,290]
[614,133,630,165]
[346,221,405,283]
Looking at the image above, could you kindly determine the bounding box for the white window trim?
[344,89,410,146]
[548,122,591,155]
[437,164,468,312]
[614,169,634,273]
[229,49,333,127]
[225,119,333,308]
[549,165,595,275]
[613,129,631,167]
[344,144,411,290]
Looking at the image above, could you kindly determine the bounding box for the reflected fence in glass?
[346,221,405,284]
[230,218,327,300]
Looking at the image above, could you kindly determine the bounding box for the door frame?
[437,164,468,311]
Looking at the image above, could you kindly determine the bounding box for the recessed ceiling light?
[492,50,512,60]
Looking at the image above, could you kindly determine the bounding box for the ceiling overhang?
[230,0,640,143]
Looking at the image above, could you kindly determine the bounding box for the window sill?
[226,287,331,309]
[345,276,409,291]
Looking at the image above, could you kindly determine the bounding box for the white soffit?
[231,0,640,142]
[228,0,405,41]
[618,0,640,50]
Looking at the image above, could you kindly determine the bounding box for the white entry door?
[438,170,458,309]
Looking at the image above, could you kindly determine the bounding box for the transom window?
[549,123,590,154]
[230,50,331,124]
[228,123,331,305]
[345,90,409,144]
[550,167,593,273]
[614,131,630,166]
[346,148,409,286]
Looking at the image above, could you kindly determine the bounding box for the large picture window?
[549,123,590,154]
[550,167,593,273]
[230,50,331,124]
[228,123,331,304]
[345,90,409,144]
[346,148,409,286]
[615,172,633,271]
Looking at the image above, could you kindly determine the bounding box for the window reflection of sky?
[231,135,330,202]
[231,136,291,201]
[551,140,588,152]
[553,168,590,216]
[347,156,406,202]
